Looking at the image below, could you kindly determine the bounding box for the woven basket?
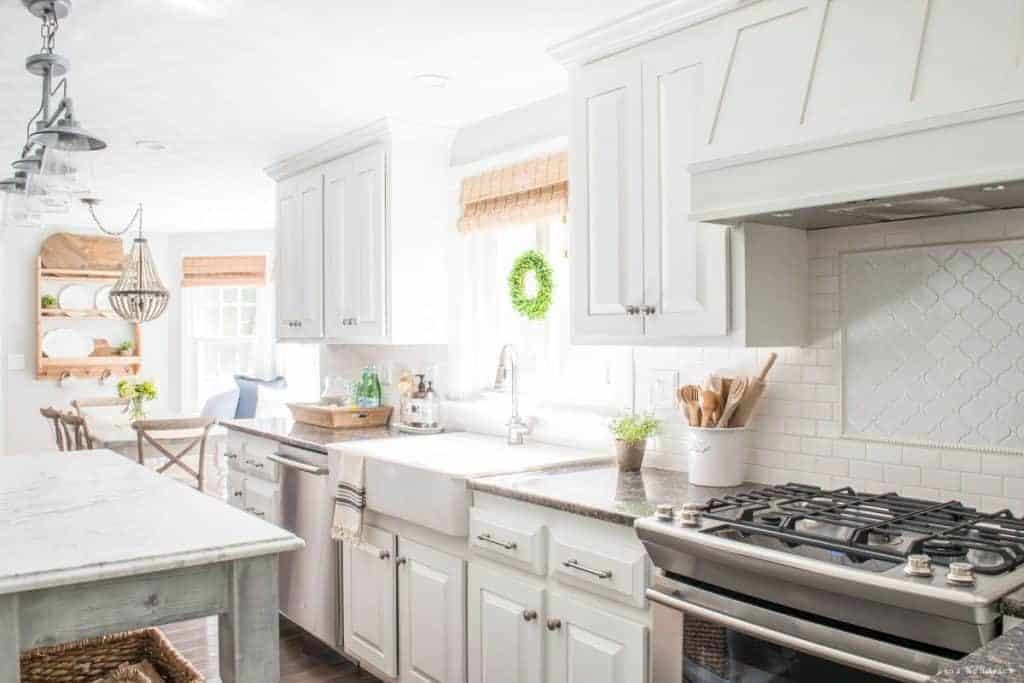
[19,628,205,683]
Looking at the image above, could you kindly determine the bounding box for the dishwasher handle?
[267,452,328,476]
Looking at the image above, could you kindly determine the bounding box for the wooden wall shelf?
[36,243,142,381]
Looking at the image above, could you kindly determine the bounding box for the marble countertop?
[221,417,404,453]
[469,463,756,526]
[0,451,303,594]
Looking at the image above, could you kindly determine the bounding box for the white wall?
[449,94,568,167]
[2,226,172,455]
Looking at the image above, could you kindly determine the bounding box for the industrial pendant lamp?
[2,0,106,201]
[102,202,170,323]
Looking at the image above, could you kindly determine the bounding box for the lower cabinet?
[468,564,647,683]
[399,538,467,683]
[343,526,398,678]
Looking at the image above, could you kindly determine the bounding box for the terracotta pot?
[615,439,646,472]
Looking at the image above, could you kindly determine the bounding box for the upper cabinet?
[565,27,806,346]
[276,167,324,340]
[267,119,452,344]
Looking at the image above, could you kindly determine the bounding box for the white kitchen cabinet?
[324,145,387,341]
[567,25,806,347]
[268,119,451,345]
[547,592,647,683]
[275,167,324,340]
[399,538,466,683]
[343,526,398,678]
[467,564,544,683]
[570,58,645,342]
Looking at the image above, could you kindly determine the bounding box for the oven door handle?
[647,587,951,683]
[267,452,328,476]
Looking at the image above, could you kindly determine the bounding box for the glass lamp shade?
[109,237,170,322]
[28,146,93,198]
[2,192,43,228]
[30,117,107,151]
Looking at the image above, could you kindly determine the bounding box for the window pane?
[200,305,219,337]
[222,288,239,304]
[241,287,258,304]
[240,306,257,336]
[222,306,239,336]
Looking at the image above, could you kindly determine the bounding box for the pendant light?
[101,202,170,323]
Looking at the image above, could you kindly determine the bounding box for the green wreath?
[508,250,554,321]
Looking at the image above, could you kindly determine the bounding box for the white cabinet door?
[547,592,647,683]
[323,156,352,339]
[399,538,466,683]
[468,564,544,683]
[570,58,645,343]
[642,42,728,340]
[276,168,324,339]
[343,526,398,677]
[339,145,387,342]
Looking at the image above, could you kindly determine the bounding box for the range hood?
[689,105,1024,231]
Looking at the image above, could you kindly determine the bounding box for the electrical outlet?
[646,369,679,412]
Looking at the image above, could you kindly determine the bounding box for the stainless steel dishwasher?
[265,444,339,650]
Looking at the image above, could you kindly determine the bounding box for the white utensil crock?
[686,426,748,487]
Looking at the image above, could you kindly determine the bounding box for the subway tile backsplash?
[640,209,1024,515]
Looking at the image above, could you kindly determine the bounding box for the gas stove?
[638,483,1024,680]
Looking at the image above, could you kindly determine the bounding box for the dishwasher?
[263,443,340,650]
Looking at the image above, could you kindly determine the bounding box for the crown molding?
[548,0,758,67]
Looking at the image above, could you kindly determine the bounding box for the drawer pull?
[522,609,537,622]
[232,491,243,497]
[563,559,612,580]
[476,533,517,551]
[225,452,238,460]
[546,618,562,631]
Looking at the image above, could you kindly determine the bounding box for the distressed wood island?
[0,450,304,682]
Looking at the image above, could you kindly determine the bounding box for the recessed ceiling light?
[414,73,450,89]
[135,139,167,152]
[981,184,1006,192]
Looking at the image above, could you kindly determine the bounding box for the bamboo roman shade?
[181,255,267,287]
[458,150,568,232]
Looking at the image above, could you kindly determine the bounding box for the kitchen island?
[0,450,303,683]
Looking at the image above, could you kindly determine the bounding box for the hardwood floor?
[163,616,380,682]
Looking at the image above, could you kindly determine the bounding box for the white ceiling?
[0,0,649,232]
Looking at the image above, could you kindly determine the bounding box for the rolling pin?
[728,352,777,427]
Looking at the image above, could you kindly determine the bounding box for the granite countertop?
[931,625,1024,682]
[221,417,404,453]
[469,463,756,526]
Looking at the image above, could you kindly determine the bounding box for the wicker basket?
[19,628,205,683]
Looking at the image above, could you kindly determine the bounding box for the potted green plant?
[118,341,134,357]
[609,413,660,472]
[40,294,57,310]
[118,378,157,421]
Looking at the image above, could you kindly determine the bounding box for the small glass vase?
[129,397,147,422]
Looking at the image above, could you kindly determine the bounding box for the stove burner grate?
[700,484,1024,575]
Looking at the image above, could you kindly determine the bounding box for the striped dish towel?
[331,450,367,544]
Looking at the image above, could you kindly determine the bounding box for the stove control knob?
[678,503,702,528]
[904,554,933,577]
[655,504,675,522]
[947,562,976,586]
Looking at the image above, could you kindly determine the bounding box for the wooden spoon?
[717,376,748,427]
[678,385,702,427]
[700,390,721,428]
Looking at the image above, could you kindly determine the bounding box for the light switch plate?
[7,354,25,371]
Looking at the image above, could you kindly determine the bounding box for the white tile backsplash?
[634,209,1024,511]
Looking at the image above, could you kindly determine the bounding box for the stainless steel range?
[636,483,1024,682]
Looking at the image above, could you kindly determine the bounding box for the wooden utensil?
[678,385,702,427]
[700,390,721,427]
[729,352,778,427]
[717,376,748,427]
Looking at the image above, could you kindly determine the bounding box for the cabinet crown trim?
[548,0,754,67]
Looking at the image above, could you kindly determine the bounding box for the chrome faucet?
[495,344,530,445]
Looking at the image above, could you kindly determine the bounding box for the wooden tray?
[287,403,393,429]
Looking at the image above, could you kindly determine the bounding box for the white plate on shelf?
[41,328,94,359]
[58,284,91,311]
[95,285,113,312]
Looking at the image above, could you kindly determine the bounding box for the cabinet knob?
[643,305,656,315]
[396,556,407,566]
[225,452,238,460]
[624,305,639,316]
[232,491,243,497]
[378,549,390,560]
[522,609,537,622]
[546,618,562,631]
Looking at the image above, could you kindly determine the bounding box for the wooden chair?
[59,413,97,451]
[71,397,131,417]
[40,407,66,452]
[132,417,216,491]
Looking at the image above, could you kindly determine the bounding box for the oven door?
[648,574,958,683]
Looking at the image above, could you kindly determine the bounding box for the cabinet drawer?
[244,478,281,526]
[550,535,647,608]
[469,508,546,576]
[239,437,281,482]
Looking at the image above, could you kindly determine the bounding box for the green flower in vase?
[118,379,158,422]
